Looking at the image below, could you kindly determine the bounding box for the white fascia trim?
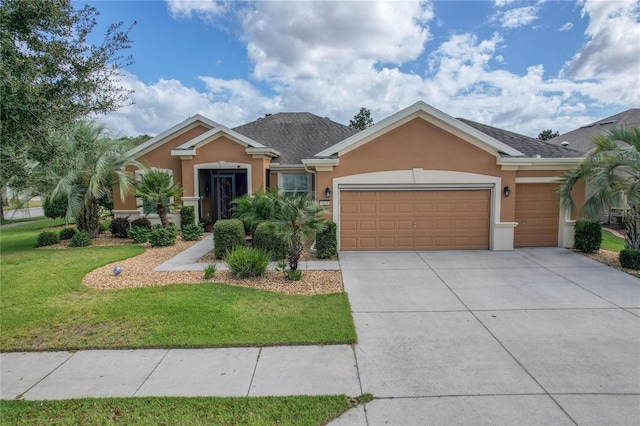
[128,114,220,159]
[171,149,196,156]
[174,126,266,152]
[314,101,524,158]
[515,177,562,183]
[245,147,280,157]
[301,158,340,168]
[498,157,583,166]
[269,164,307,171]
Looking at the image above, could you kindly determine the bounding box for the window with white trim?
[279,173,311,197]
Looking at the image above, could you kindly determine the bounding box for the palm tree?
[135,169,184,227]
[264,192,327,273]
[43,121,140,237]
[231,187,280,234]
[558,126,640,249]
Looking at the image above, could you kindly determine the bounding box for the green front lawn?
[0,222,356,351]
[1,395,370,425]
[601,229,625,252]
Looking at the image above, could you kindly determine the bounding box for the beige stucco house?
[114,101,585,251]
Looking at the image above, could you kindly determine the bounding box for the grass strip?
[1,395,370,425]
[601,230,625,252]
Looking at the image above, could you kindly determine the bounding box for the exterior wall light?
[325,186,331,199]
[503,185,511,197]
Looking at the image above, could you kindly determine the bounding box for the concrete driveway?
[335,248,640,426]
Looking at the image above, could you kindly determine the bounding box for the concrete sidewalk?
[154,237,341,271]
[1,345,361,400]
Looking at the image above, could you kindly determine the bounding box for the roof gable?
[127,114,220,159]
[314,101,525,159]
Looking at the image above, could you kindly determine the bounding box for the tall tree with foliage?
[265,193,327,273]
[41,121,140,237]
[349,107,374,131]
[558,126,640,249]
[0,0,134,219]
[135,170,184,228]
[538,129,560,140]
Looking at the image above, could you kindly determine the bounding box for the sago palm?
[265,192,327,273]
[558,126,640,249]
[43,121,140,237]
[135,169,184,227]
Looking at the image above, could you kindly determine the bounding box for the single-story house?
[114,101,586,251]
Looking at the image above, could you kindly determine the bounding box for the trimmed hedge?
[37,231,60,247]
[253,222,287,260]
[316,221,337,259]
[110,216,131,238]
[182,223,204,241]
[620,249,640,270]
[180,206,196,229]
[574,219,602,253]
[42,197,67,219]
[128,226,150,244]
[213,219,245,259]
[70,230,91,247]
[149,224,177,247]
[59,227,77,240]
[131,217,151,229]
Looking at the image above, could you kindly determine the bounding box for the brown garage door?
[340,190,491,251]
[514,183,559,247]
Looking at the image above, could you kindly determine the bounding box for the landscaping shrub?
[70,230,91,247]
[128,226,150,244]
[620,249,640,270]
[131,217,152,229]
[110,216,131,238]
[180,206,196,229]
[253,222,286,260]
[224,246,271,278]
[36,231,60,247]
[250,220,264,238]
[99,221,109,234]
[59,227,77,240]
[148,224,178,247]
[574,219,602,253]
[42,197,67,219]
[213,219,245,259]
[316,221,337,259]
[203,263,217,280]
[182,223,204,241]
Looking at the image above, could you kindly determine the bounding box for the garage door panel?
[514,183,559,247]
[341,190,490,251]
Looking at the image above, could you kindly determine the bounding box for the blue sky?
[85,0,640,138]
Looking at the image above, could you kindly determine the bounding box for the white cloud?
[166,0,229,19]
[499,5,539,29]
[559,22,574,31]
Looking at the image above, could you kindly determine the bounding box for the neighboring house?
[546,108,640,223]
[114,101,585,251]
[546,109,640,153]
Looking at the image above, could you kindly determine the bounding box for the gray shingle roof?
[546,109,640,153]
[458,118,584,158]
[233,113,359,164]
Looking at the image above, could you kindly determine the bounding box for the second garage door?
[340,189,491,251]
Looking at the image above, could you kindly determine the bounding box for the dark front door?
[199,169,248,222]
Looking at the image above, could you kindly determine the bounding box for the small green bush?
[574,220,602,253]
[253,222,286,260]
[224,246,271,278]
[316,221,337,259]
[213,219,246,259]
[203,263,217,280]
[182,223,204,241]
[148,224,178,247]
[59,227,77,240]
[620,249,640,270]
[99,221,109,234]
[131,217,151,229]
[180,206,196,229]
[285,269,303,281]
[36,231,60,247]
[110,216,131,238]
[128,226,150,244]
[250,220,264,238]
[42,197,67,219]
[70,230,91,247]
